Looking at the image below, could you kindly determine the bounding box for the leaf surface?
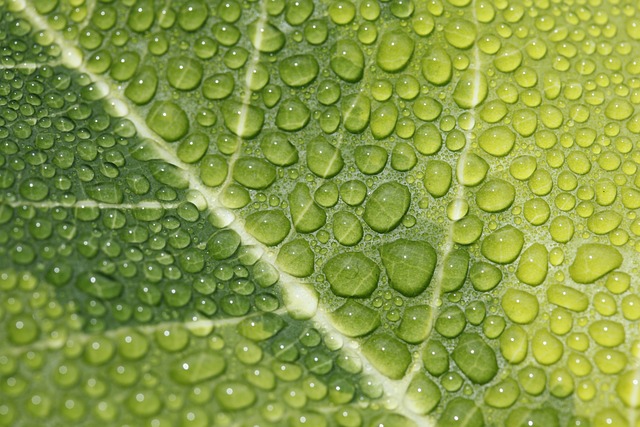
[2,0,640,425]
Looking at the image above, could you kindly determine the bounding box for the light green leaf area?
[3,0,640,426]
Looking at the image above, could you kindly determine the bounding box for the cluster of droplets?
[7,0,640,424]
[0,5,432,426]
[0,268,403,427]
[0,56,294,332]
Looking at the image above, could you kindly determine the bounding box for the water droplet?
[341,93,370,133]
[405,373,441,414]
[605,98,634,121]
[515,243,548,286]
[329,0,356,24]
[363,333,411,379]
[616,369,640,408]
[500,325,528,364]
[452,215,484,245]
[170,351,225,384]
[237,313,285,341]
[307,137,344,178]
[304,19,328,45]
[323,252,380,297]
[245,210,290,246]
[127,0,155,32]
[329,300,380,337]
[354,145,387,174]
[178,0,209,31]
[457,153,489,187]
[166,56,203,91]
[276,98,310,131]
[380,239,436,297]
[376,30,414,73]
[110,52,140,82]
[363,182,411,233]
[332,211,364,246]
[276,239,314,277]
[421,48,452,85]
[478,126,515,157]
[589,320,624,347]
[484,378,519,408]
[289,183,326,233]
[569,244,622,284]
[248,20,285,52]
[233,156,276,189]
[285,0,314,25]
[221,101,264,138]
[396,305,433,344]
[440,249,469,292]
[7,314,39,345]
[202,73,234,100]
[340,180,367,206]
[532,329,563,365]
[19,178,48,201]
[494,44,523,73]
[481,225,524,264]
[279,55,318,87]
[178,133,209,163]
[200,154,228,187]
[439,398,484,426]
[370,102,398,139]
[127,389,162,417]
[413,95,442,121]
[435,306,466,338]
[146,101,189,142]
[587,210,622,235]
[76,272,123,299]
[125,66,158,105]
[501,289,539,324]
[117,331,148,360]
[476,179,515,212]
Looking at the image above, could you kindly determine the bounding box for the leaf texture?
[2,0,640,426]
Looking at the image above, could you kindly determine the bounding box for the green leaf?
[3,0,640,425]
